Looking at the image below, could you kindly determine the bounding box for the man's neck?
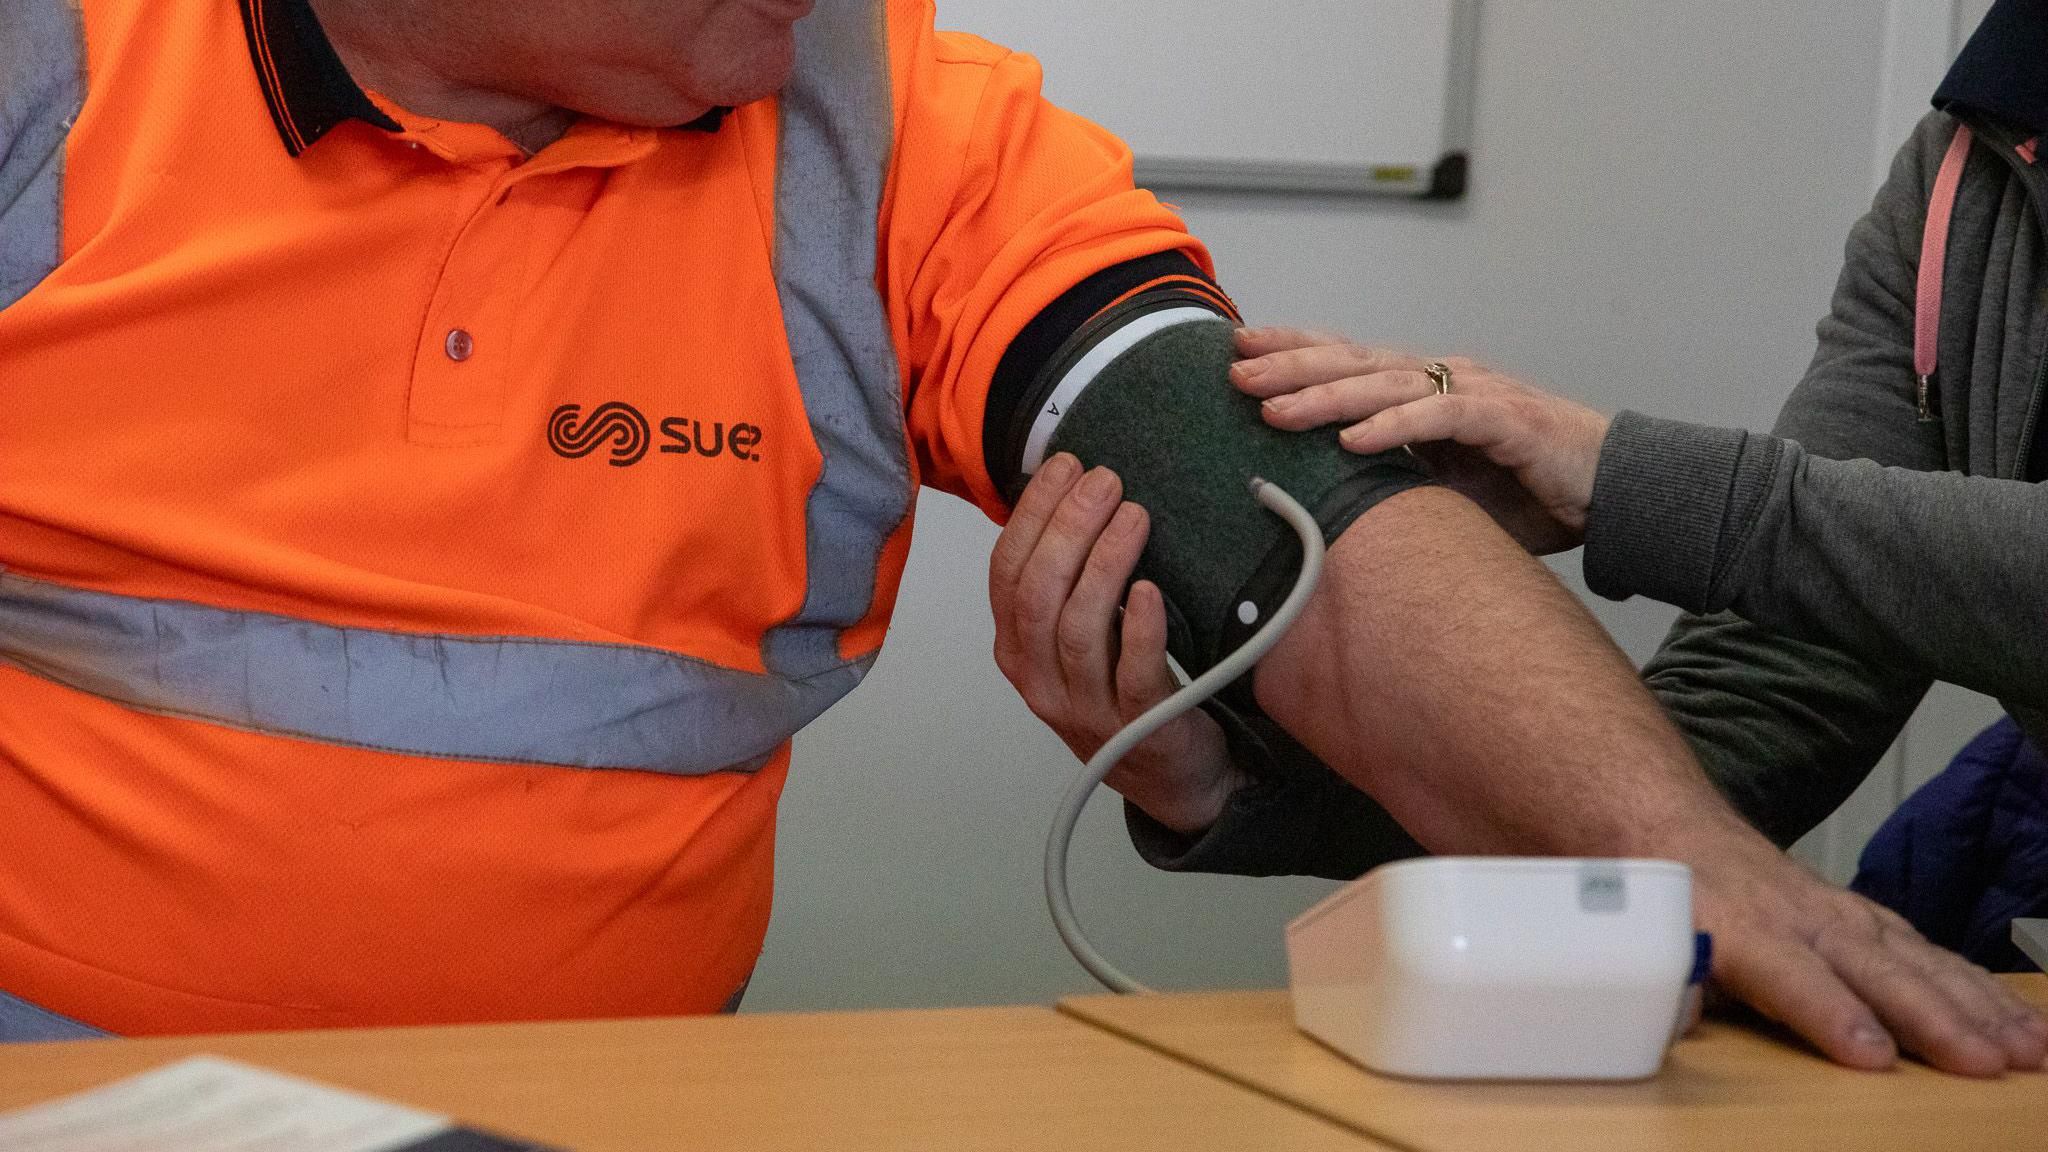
[309,0,577,154]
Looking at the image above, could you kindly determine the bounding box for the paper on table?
[2017,919,2048,974]
[0,1056,562,1151]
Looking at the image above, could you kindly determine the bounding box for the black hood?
[1935,0,2048,136]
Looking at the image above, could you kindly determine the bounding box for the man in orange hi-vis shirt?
[0,0,2030,1075]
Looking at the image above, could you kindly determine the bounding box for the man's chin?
[573,82,762,130]
[703,39,798,107]
[589,90,762,129]
[558,35,797,127]
[595,100,719,129]
[750,0,815,20]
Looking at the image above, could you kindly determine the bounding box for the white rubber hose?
[1044,478,1328,994]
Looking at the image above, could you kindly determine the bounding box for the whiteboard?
[935,0,1481,198]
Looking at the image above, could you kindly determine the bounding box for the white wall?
[746,0,1925,1012]
[1956,0,1998,44]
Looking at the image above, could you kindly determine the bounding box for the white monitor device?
[1287,858,1700,1081]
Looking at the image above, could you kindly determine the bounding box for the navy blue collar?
[1935,0,2048,137]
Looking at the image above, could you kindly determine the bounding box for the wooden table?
[1060,975,2048,1152]
[0,1004,1388,1151]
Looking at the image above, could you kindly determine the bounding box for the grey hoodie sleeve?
[1589,114,2048,701]
[1598,113,1983,846]
[1593,414,2048,704]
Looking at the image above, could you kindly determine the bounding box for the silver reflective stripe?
[0,988,106,1043]
[0,0,85,310]
[0,573,870,774]
[763,0,913,680]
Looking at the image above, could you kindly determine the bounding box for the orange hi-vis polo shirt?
[0,0,1235,1035]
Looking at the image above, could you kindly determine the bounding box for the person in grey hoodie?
[1223,0,2047,881]
[991,0,2048,1079]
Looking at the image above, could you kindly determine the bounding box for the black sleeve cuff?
[984,250,1236,501]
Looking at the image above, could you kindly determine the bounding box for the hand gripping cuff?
[1035,319,1435,685]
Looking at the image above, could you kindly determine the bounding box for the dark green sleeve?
[1124,701,1423,879]
[1642,613,1927,848]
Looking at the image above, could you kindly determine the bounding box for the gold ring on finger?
[1425,361,1454,396]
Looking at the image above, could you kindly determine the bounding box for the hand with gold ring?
[1228,327,1610,554]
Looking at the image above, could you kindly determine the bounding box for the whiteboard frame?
[1131,0,1483,199]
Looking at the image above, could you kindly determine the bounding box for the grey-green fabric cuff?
[1123,703,1424,881]
[1584,410,1778,613]
[1044,320,1436,680]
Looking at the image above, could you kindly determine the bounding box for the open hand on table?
[1680,819,2046,1077]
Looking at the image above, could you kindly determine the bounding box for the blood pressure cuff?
[984,254,1438,690]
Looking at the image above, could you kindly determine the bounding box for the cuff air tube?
[1010,318,1435,683]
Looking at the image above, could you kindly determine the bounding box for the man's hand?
[1683,822,2048,1076]
[1231,327,1607,554]
[989,453,1244,834]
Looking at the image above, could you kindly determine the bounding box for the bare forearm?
[1254,486,1751,859]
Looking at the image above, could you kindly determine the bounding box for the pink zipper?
[1915,124,1975,423]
